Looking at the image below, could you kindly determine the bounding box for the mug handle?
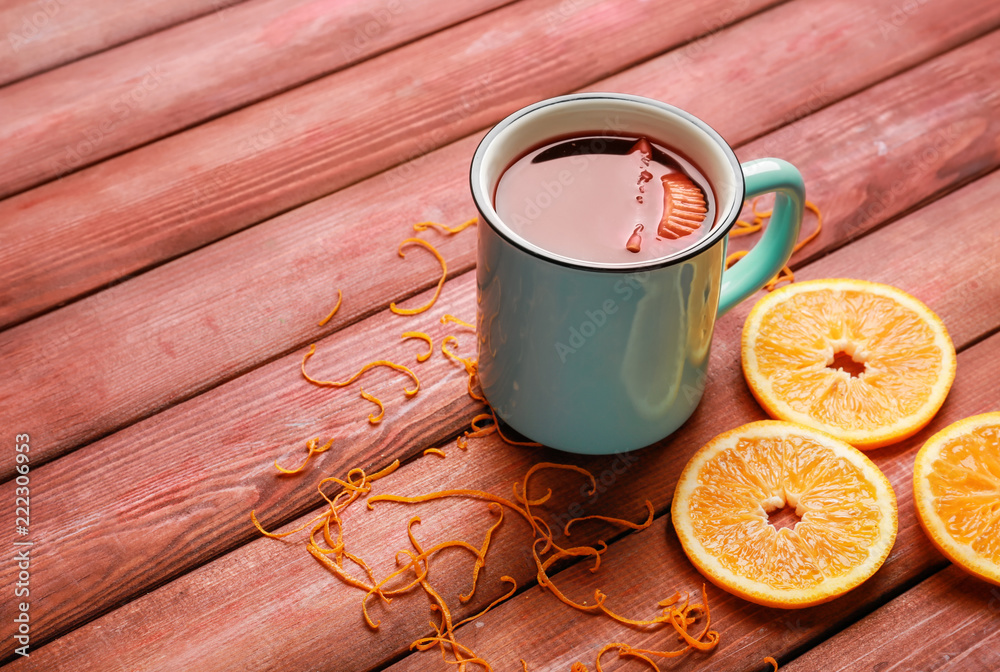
[717,158,805,316]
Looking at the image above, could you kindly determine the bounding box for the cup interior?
[471,93,744,270]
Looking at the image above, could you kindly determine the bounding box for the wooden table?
[2,0,999,669]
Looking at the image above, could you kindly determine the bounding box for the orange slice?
[913,412,1000,586]
[658,173,707,239]
[741,279,956,450]
[672,421,897,608]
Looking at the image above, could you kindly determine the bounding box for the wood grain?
[0,257,484,659]
[2,165,998,664]
[7,296,999,672]
[378,194,1000,672]
[783,565,1000,672]
[4,0,998,481]
[0,0,247,87]
[0,0,779,330]
[0,0,513,198]
[594,0,1000,151]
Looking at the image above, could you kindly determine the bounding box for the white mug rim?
[470,93,746,272]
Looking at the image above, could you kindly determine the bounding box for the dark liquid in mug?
[494,134,716,264]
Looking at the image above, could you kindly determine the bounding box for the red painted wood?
[6,325,997,671]
[595,0,1000,153]
[3,1,998,481]
[381,187,1000,672]
[2,166,998,662]
[0,0,781,329]
[0,0,513,198]
[0,255,482,656]
[784,565,1000,672]
[1,2,998,669]
[0,0,248,86]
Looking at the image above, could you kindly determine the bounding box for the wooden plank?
[2,162,998,663]
[4,0,998,479]
[374,205,1000,672]
[594,0,1000,151]
[783,565,1000,672]
[0,0,247,87]
[6,306,998,670]
[0,0,780,330]
[0,0,513,198]
[0,271,485,660]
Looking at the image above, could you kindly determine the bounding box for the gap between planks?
[0,0,794,330]
[0,0,253,87]
[781,564,1000,671]
[0,0,519,199]
[3,164,998,666]
[3,0,999,482]
[1,19,1000,652]
[1,1,1000,660]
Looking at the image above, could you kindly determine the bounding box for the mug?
[470,93,804,454]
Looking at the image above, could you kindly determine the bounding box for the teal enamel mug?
[470,93,804,454]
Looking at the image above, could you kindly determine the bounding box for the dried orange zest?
[729,216,762,237]
[413,216,478,235]
[442,336,477,371]
[490,406,542,447]
[459,503,504,602]
[368,490,530,523]
[455,575,516,626]
[587,584,719,670]
[271,458,722,672]
[725,200,822,291]
[302,344,419,397]
[369,460,401,482]
[423,447,446,458]
[725,249,747,269]
[612,642,688,661]
[467,412,495,437]
[564,500,654,536]
[795,200,823,253]
[520,463,596,552]
[596,644,650,672]
[669,585,718,651]
[512,482,552,507]
[752,195,773,219]
[359,388,385,424]
[401,331,433,362]
[524,462,597,499]
[389,238,447,315]
[616,648,661,671]
[308,542,377,593]
[764,656,779,671]
[441,314,475,329]
[597,598,669,627]
[273,437,334,475]
[361,537,482,628]
[533,539,605,612]
[250,506,329,540]
[766,266,795,291]
[467,372,486,403]
[412,573,481,669]
[317,289,343,326]
[725,249,792,291]
[658,592,682,607]
[441,341,485,403]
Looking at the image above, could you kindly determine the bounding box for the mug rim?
[470,92,746,273]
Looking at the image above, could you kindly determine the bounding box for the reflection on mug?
[684,249,723,367]
[621,272,685,420]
